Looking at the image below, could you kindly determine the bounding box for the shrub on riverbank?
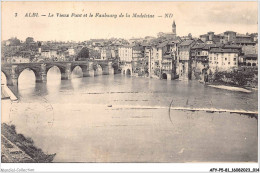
[209,67,258,88]
[1,123,56,163]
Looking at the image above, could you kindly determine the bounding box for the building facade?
[209,48,239,72]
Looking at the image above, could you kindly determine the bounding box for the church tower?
[172,20,176,37]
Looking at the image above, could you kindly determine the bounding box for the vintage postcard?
[1,1,258,172]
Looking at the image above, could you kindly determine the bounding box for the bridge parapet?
[1,60,115,89]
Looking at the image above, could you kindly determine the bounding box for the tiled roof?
[180,40,195,46]
[191,43,206,49]
[236,33,251,37]
[224,44,242,48]
[244,54,257,58]
[210,48,240,53]
[133,46,143,51]
[200,34,208,37]
[157,41,168,48]
[234,40,256,44]
[163,54,172,59]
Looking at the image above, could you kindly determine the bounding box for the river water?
[1,67,258,162]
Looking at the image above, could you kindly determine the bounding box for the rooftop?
[210,48,240,53]
[236,33,251,37]
[244,54,257,58]
[179,39,195,46]
[157,41,168,48]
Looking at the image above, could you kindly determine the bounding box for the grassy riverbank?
[1,123,56,163]
[206,67,258,91]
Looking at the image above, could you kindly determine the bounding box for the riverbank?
[207,84,252,93]
[1,123,56,163]
[1,85,18,101]
[1,84,55,163]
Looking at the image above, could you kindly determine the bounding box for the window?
[225,58,227,61]
[233,58,236,61]
[228,62,230,65]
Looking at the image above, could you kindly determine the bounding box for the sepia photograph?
[1,0,259,172]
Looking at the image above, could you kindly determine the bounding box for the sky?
[2,1,258,42]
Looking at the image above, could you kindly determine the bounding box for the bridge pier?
[83,70,94,77]
[10,65,19,87]
[36,64,47,83]
[167,73,172,81]
[94,64,102,76]
[61,63,71,80]
[102,62,114,75]
[108,62,114,75]
[6,65,19,93]
[102,66,109,75]
[82,62,94,77]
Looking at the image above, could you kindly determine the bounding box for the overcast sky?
[2,1,258,42]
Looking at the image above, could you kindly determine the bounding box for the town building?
[224,31,237,43]
[190,43,211,79]
[241,44,258,55]
[118,45,133,62]
[208,48,239,72]
[118,45,134,75]
[178,39,196,79]
[243,54,258,67]
[6,56,30,63]
[157,20,177,40]
[68,47,75,56]
[100,48,112,60]
[132,46,145,75]
[89,49,101,60]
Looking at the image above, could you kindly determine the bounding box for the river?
[1,67,258,162]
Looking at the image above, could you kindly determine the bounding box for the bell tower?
[172,20,176,37]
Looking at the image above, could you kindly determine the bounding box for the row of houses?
[118,35,258,80]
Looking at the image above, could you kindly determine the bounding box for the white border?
[0,0,259,172]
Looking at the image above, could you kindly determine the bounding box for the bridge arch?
[46,65,65,75]
[46,66,62,83]
[126,69,131,76]
[17,68,39,88]
[1,72,7,85]
[1,70,12,86]
[93,64,103,76]
[162,73,167,80]
[17,67,39,78]
[14,66,46,84]
[46,64,72,80]
[71,65,83,78]
[71,65,88,73]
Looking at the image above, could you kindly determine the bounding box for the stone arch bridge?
[1,60,114,88]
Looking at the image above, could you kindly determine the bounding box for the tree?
[25,37,34,44]
[188,33,192,39]
[76,47,89,61]
[8,37,21,46]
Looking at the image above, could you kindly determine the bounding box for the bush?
[211,69,257,87]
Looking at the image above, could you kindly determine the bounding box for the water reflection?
[34,83,49,96]
[2,68,258,162]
